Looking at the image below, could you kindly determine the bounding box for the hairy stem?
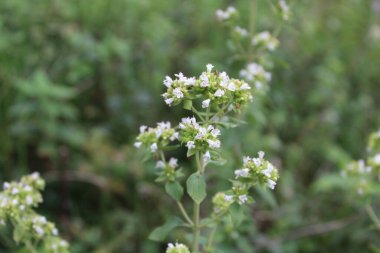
[365,204,380,232]
[206,224,218,250]
[177,201,194,225]
[192,151,203,252]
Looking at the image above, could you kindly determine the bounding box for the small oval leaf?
[186,173,206,204]
[165,181,184,201]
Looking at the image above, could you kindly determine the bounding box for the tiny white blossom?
[374,154,380,165]
[134,142,142,148]
[224,195,233,202]
[11,188,19,195]
[203,151,211,163]
[24,185,32,192]
[261,163,274,177]
[268,179,277,189]
[139,125,147,133]
[200,73,209,87]
[227,82,236,91]
[170,132,179,141]
[169,158,178,168]
[26,196,33,205]
[235,168,250,178]
[240,83,251,90]
[156,161,165,169]
[258,151,265,159]
[34,226,45,236]
[150,143,158,152]
[207,139,221,149]
[206,64,214,72]
[3,182,10,190]
[186,141,195,150]
[211,128,221,137]
[214,89,225,97]
[238,194,248,205]
[202,99,211,108]
[173,87,184,99]
[165,98,174,105]
[163,76,173,88]
[234,26,248,37]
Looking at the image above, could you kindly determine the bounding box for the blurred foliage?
[0,0,380,252]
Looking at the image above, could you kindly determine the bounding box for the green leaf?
[187,148,196,157]
[183,99,192,110]
[148,217,183,242]
[165,181,184,201]
[186,173,206,204]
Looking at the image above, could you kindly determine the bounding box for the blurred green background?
[1,0,380,252]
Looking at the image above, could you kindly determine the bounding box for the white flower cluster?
[162,64,253,110]
[166,242,190,253]
[235,151,279,190]
[278,0,290,21]
[252,31,279,51]
[234,26,248,37]
[162,73,196,106]
[215,6,237,22]
[134,122,179,153]
[0,173,69,253]
[179,116,221,160]
[0,172,44,215]
[239,62,271,89]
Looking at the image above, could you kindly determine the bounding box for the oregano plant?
[135,63,280,253]
[135,2,290,252]
[0,173,69,253]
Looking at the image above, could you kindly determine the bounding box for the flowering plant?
[0,173,69,253]
[135,63,279,253]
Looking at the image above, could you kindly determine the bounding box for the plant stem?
[206,224,218,250]
[248,0,257,62]
[192,151,203,252]
[192,202,200,252]
[365,204,380,232]
[177,201,194,225]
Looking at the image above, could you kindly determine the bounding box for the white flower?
[34,226,44,236]
[243,156,251,165]
[170,132,179,141]
[358,159,365,173]
[206,64,214,72]
[219,72,229,87]
[186,141,195,150]
[163,76,173,88]
[258,151,265,159]
[278,0,290,20]
[173,88,184,99]
[139,125,147,133]
[261,163,274,177]
[134,141,143,149]
[166,243,190,253]
[227,82,236,91]
[207,139,221,149]
[24,185,32,192]
[165,98,174,105]
[195,127,207,140]
[26,196,33,205]
[211,128,221,137]
[185,77,196,86]
[214,89,225,97]
[235,168,250,178]
[156,161,165,169]
[11,188,19,195]
[203,151,211,163]
[267,179,277,189]
[234,26,248,37]
[202,99,211,108]
[3,182,10,190]
[374,154,380,165]
[224,194,233,202]
[169,158,178,168]
[238,194,248,205]
[150,143,158,152]
[240,83,251,90]
[216,6,237,21]
[12,199,18,206]
[200,73,209,87]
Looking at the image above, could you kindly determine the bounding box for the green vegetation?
[1,0,380,252]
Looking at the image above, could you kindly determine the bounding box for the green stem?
[248,0,257,62]
[366,204,380,232]
[192,202,200,252]
[206,225,218,250]
[177,201,194,226]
